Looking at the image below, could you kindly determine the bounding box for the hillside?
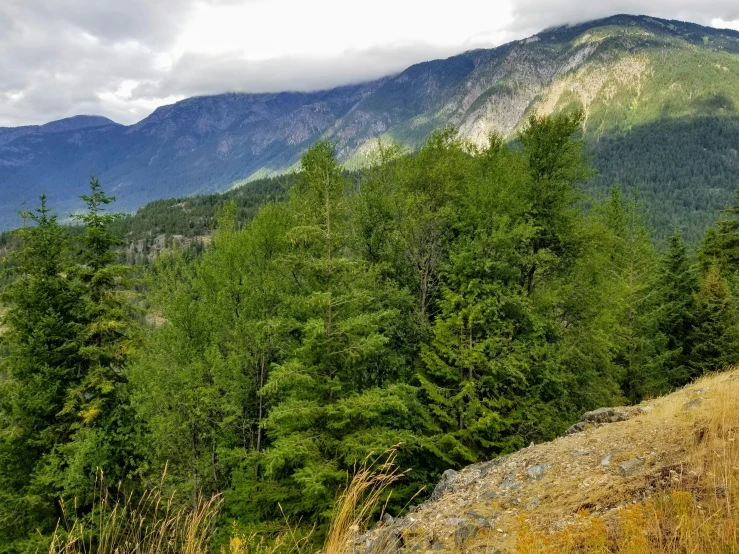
[359,370,739,553]
[2,15,739,239]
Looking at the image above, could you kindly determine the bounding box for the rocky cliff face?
[1,15,739,229]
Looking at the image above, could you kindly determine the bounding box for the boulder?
[454,523,480,546]
[618,458,644,477]
[430,469,459,501]
[527,464,550,480]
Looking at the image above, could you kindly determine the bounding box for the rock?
[455,523,480,546]
[582,407,617,423]
[499,474,520,490]
[527,498,541,508]
[601,452,615,466]
[684,398,703,411]
[465,511,495,529]
[482,491,498,501]
[366,527,404,554]
[431,469,459,501]
[382,513,394,526]
[565,421,588,435]
[618,458,644,477]
[527,464,550,480]
[431,542,445,551]
[571,449,594,457]
[639,404,654,414]
[444,517,467,527]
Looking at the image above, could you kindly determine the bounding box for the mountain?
[0,115,117,147]
[2,14,739,238]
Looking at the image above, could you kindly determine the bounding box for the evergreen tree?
[596,188,661,401]
[689,265,739,375]
[0,197,84,548]
[652,231,700,387]
[258,142,434,529]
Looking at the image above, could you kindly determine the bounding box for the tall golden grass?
[515,371,739,553]
[224,448,409,554]
[323,448,409,554]
[47,469,222,554]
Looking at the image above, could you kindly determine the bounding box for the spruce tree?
[689,265,739,375]
[259,141,433,528]
[653,231,700,387]
[0,197,84,547]
[65,177,135,423]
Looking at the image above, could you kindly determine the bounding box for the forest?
[1,111,739,553]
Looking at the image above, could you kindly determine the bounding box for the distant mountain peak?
[39,115,118,133]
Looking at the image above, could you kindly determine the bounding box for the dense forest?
[1,111,739,553]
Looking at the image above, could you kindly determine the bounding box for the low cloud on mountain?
[1,0,738,126]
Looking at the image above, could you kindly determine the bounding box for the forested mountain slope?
[2,14,739,239]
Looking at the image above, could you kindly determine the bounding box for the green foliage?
[0,180,139,552]
[5,109,739,552]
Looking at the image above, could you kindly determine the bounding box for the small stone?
[482,491,498,501]
[601,452,615,466]
[431,469,459,501]
[618,458,644,477]
[455,523,480,546]
[431,542,445,551]
[500,474,519,490]
[527,464,549,480]
[565,421,588,435]
[571,449,594,457]
[684,398,703,411]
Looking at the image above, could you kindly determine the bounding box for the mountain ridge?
[2,14,739,237]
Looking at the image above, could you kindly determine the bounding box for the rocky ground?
[356,373,738,554]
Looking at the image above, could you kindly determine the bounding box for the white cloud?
[0,0,737,126]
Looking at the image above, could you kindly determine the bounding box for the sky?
[2,0,739,127]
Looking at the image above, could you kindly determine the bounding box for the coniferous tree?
[689,265,739,375]
[258,142,434,528]
[0,197,84,547]
[652,231,699,387]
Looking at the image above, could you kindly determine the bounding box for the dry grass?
[47,470,222,554]
[511,369,739,553]
[224,448,408,554]
[49,370,739,554]
[323,448,409,554]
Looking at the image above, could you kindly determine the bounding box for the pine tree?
[653,231,700,387]
[597,188,662,401]
[689,265,739,375]
[0,196,84,547]
[258,142,433,529]
[65,177,136,423]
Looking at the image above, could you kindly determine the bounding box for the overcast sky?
[2,0,739,127]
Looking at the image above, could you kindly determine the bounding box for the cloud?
[132,43,466,100]
[509,0,739,34]
[1,0,738,127]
